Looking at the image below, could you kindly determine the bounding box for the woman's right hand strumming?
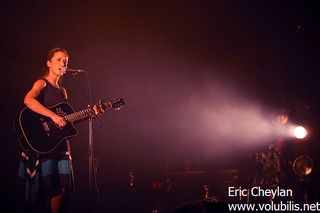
[50,113,67,127]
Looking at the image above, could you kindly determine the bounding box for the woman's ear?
[47,60,51,68]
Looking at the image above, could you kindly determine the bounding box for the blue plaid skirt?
[17,147,74,206]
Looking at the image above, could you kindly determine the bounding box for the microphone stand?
[70,72,101,212]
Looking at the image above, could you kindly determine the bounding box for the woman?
[17,48,74,213]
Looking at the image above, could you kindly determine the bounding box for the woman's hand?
[51,113,67,127]
[93,104,105,115]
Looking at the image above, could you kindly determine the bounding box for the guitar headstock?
[93,97,124,115]
[108,97,125,110]
[97,97,125,111]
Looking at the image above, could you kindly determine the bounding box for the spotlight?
[271,109,289,125]
[293,155,313,178]
[293,126,307,139]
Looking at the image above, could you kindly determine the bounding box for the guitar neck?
[63,98,124,124]
[64,108,94,123]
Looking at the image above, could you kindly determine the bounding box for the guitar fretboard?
[62,98,122,123]
[64,108,93,123]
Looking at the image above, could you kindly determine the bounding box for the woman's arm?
[24,79,66,127]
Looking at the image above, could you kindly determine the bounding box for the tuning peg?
[115,106,122,111]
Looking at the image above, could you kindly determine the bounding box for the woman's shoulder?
[32,79,47,90]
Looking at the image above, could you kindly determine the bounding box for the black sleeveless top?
[37,78,68,152]
[37,78,66,107]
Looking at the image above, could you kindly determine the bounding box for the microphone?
[63,67,86,73]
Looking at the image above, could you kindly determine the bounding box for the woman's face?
[47,51,68,76]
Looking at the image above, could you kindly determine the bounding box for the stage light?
[271,109,289,125]
[293,155,313,178]
[293,126,307,139]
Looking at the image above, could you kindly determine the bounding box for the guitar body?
[16,102,78,154]
[15,97,125,154]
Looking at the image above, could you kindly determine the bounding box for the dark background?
[1,0,320,212]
